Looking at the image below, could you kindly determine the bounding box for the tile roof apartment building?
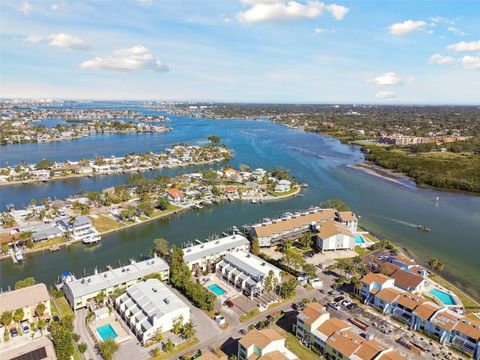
[359,272,480,359]
[249,206,358,248]
[64,255,169,310]
[295,302,406,360]
[238,328,298,360]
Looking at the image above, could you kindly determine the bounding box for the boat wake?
[366,214,418,228]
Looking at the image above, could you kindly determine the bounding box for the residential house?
[274,179,292,193]
[359,273,395,303]
[238,328,298,360]
[336,211,358,233]
[165,188,184,204]
[57,215,100,243]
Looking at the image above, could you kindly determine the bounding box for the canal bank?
[1,111,479,300]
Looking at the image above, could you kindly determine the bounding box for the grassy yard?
[270,186,300,198]
[240,309,260,322]
[89,214,122,233]
[429,275,480,316]
[277,327,320,360]
[150,337,199,360]
[52,296,74,318]
[32,236,65,250]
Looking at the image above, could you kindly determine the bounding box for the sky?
[0,0,479,104]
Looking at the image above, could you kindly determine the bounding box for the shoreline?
[348,161,415,188]
[0,157,230,188]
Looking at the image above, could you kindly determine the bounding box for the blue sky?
[1,0,479,103]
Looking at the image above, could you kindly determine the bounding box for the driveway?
[74,308,101,360]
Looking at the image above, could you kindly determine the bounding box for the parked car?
[20,320,29,334]
[214,315,225,325]
[334,296,345,303]
[10,327,18,337]
[341,299,353,307]
[329,289,343,296]
[327,302,340,310]
[224,299,234,308]
[346,303,358,310]
[239,329,247,335]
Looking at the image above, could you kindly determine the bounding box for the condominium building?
[182,234,250,273]
[216,251,281,297]
[314,220,355,252]
[115,279,190,344]
[0,283,51,324]
[238,328,298,360]
[64,255,169,310]
[295,302,406,360]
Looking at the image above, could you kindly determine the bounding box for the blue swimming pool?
[97,324,118,341]
[430,289,456,305]
[355,235,365,244]
[208,284,226,296]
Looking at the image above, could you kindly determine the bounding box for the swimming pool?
[355,235,365,244]
[429,289,456,305]
[208,284,226,296]
[97,323,118,341]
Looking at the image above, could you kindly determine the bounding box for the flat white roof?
[221,251,280,280]
[183,234,249,264]
[64,256,169,299]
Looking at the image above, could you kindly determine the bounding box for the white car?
[308,278,323,289]
[214,315,225,325]
[341,299,353,307]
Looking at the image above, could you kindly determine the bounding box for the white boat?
[82,234,101,244]
[15,251,25,263]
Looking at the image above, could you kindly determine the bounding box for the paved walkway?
[74,308,101,360]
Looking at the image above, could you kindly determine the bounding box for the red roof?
[223,168,237,174]
[225,187,238,192]
[166,188,184,199]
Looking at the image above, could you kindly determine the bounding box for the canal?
[1,113,479,298]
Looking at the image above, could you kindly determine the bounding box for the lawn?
[240,309,260,322]
[89,214,122,233]
[277,328,319,360]
[52,296,74,318]
[32,236,65,250]
[150,337,199,360]
[270,186,300,198]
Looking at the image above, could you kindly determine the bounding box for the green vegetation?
[364,146,480,193]
[15,276,37,289]
[97,339,120,360]
[240,309,260,322]
[50,316,75,360]
[278,328,319,360]
[89,214,122,233]
[320,198,351,211]
[150,338,199,360]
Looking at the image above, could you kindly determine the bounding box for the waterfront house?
[390,293,425,325]
[359,273,395,303]
[165,188,184,204]
[314,220,355,252]
[335,211,358,233]
[249,207,336,247]
[238,328,298,360]
[57,215,100,243]
[389,268,425,293]
[115,279,190,345]
[371,287,403,315]
[387,255,417,272]
[32,224,63,242]
[182,234,250,273]
[216,251,281,297]
[64,255,169,310]
[0,283,51,325]
[274,179,292,193]
[223,167,238,179]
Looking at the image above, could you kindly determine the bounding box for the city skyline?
[1,0,479,104]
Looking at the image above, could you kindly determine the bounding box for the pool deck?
[89,314,131,344]
[202,274,241,301]
[423,282,462,309]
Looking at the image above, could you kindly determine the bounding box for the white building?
[314,220,355,252]
[116,279,190,345]
[238,328,298,360]
[274,179,292,193]
[216,251,281,297]
[64,255,169,310]
[183,234,250,273]
[57,215,100,243]
[335,211,358,233]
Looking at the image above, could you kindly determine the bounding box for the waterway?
[1,112,479,299]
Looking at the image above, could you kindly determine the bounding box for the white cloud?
[461,56,480,70]
[80,45,168,72]
[388,20,426,36]
[22,33,89,50]
[368,72,400,86]
[447,27,466,36]
[429,54,455,65]
[237,1,348,23]
[51,3,60,10]
[20,0,32,15]
[376,91,396,99]
[326,4,348,20]
[447,40,480,52]
[47,33,89,50]
[314,27,335,33]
